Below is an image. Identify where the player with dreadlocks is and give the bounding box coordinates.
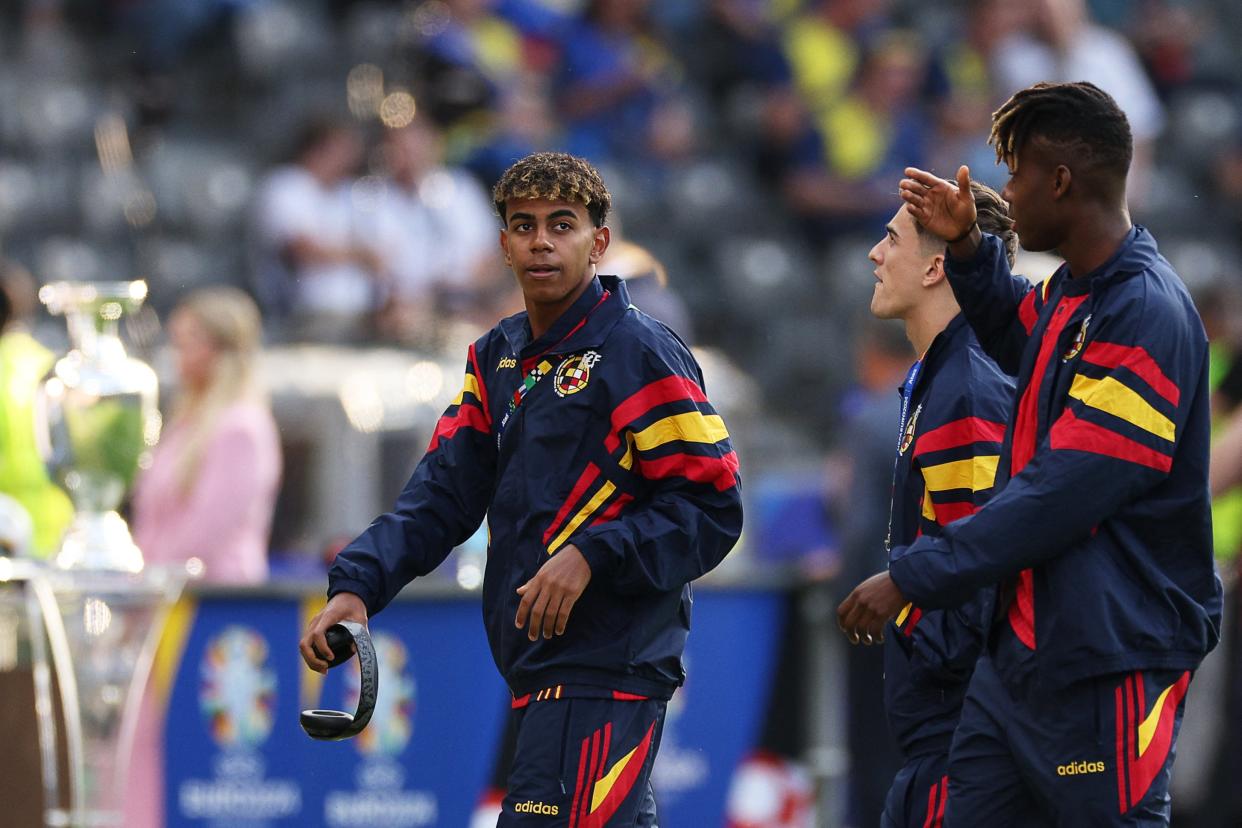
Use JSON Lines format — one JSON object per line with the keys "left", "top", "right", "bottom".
{"left": 301, "top": 152, "right": 742, "bottom": 825}
{"left": 838, "top": 81, "right": 1221, "bottom": 825}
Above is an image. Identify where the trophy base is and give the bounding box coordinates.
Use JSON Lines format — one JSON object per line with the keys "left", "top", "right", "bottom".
{"left": 45, "top": 806, "right": 123, "bottom": 827}
{"left": 54, "top": 513, "right": 143, "bottom": 573}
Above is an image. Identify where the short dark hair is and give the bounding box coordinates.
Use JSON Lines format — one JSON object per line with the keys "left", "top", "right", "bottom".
{"left": 915, "top": 181, "right": 1017, "bottom": 266}
{"left": 493, "top": 152, "right": 612, "bottom": 228}
{"left": 989, "top": 81, "right": 1132, "bottom": 185}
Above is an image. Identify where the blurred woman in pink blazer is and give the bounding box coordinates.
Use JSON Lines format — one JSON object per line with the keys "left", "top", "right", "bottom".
{"left": 132, "top": 286, "right": 281, "bottom": 581}
{"left": 127, "top": 286, "right": 282, "bottom": 827}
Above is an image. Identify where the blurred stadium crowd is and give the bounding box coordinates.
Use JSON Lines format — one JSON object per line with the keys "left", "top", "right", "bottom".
{"left": 5, "top": 0, "right": 1242, "bottom": 440}
{"left": 6, "top": 1, "right": 1242, "bottom": 825}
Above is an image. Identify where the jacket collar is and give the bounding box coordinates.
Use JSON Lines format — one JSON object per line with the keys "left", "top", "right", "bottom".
{"left": 498, "top": 274, "right": 632, "bottom": 356}
{"left": 896, "top": 312, "right": 970, "bottom": 400}
{"left": 924, "top": 312, "right": 970, "bottom": 365}
{"left": 1057, "top": 225, "right": 1158, "bottom": 297}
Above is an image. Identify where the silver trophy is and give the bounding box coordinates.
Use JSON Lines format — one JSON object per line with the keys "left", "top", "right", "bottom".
{"left": 38, "top": 280, "right": 158, "bottom": 573}
{"left": 27, "top": 280, "right": 183, "bottom": 826}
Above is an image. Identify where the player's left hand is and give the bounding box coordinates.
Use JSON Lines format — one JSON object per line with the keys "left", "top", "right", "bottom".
{"left": 836, "top": 571, "right": 908, "bottom": 645}
{"left": 515, "top": 544, "right": 593, "bottom": 641}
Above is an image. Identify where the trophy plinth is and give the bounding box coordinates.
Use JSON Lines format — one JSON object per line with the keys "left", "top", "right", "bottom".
{"left": 27, "top": 279, "right": 184, "bottom": 827}
{"left": 38, "top": 280, "right": 158, "bottom": 573}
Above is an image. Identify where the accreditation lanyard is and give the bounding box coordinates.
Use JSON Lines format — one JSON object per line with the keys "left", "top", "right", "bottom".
{"left": 496, "top": 357, "right": 559, "bottom": 444}
{"left": 494, "top": 289, "right": 611, "bottom": 446}
{"left": 885, "top": 357, "right": 924, "bottom": 552}
{"left": 895, "top": 358, "right": 923, "bottom": 454}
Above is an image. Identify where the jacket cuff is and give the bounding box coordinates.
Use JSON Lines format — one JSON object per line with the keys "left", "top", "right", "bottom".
{"left": 945, "top": 232, "right": 999, "bottom": 272}
{"left": 568, "top": 530, "right": 618, "bottom": 578}
{"left": 327, "top": 579, "right": 377, "bottom": 614}
{"left": 888, "top": 543, "right": 930, "bottom": 608}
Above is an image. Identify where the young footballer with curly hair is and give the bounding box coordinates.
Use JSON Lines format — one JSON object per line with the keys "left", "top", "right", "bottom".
{"left": 301, "top": 152, "right": 742, "bottom": 826}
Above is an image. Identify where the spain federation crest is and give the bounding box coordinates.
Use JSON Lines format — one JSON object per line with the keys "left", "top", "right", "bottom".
{"left": 1063, "top": 314, "right": 1092, "bottom": 361}
{"left": 554, "top": 351, "right": 601, "bottom": 397}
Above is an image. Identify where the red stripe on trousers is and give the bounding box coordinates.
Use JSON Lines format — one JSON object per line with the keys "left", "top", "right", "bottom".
{"left": 1128, "top": 671, "right": 1189, "bottom": 810}
{"left": 570, "top": 732, "right": 591, "bottom": 828}
{"left": 1115, "top": 684, "right": 1128, "bottom": 814}
{"left": 922, "top": 778, "right": 939, "bottom": 828}
{"left": 583, "top": 722, "right": 656, "bottom": 828}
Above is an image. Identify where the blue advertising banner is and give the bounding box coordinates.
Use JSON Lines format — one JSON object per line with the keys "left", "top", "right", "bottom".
{"left": 164, "top": 597, "right": 309, "bottom": 826}
{"left": 300, "top": 599, "right": 508, "bottom": 827}
{"left": 160, "top": 587, "right": 784, "bottom": 825}
{"left": 651, "top": 588, "right": 786, "bottom": 824}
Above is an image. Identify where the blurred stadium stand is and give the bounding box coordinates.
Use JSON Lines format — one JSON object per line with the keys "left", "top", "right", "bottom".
{"left": 5, "top": 0, "right": 1242, "bottom": 824}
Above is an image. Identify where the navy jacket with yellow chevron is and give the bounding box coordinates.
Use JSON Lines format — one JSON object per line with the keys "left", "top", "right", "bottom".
{"left": 328, "top": 275, "right": 743, "bottom": 700}
{"left": 884, "top": 314, "right": 1015, "bottom": 758}
{"left": 889, "top": 227, "right": 1222, "bottom": 688}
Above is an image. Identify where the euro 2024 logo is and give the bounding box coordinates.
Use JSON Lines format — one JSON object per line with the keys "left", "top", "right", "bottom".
{"left": 200, "top": 626, "right": 276, "bottom": 748}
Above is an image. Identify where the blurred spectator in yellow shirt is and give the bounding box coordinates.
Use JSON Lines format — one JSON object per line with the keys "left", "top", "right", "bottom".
{"left": 0, "top": 260, "right": 72, "bottom": 558}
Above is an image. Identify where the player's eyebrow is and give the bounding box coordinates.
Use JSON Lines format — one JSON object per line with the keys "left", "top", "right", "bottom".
{"left": 507, "top": 209, "right": 579, "bottom": 224}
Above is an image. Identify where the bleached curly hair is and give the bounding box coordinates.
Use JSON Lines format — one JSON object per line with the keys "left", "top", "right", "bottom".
{"left": 493, "top": 152, "right": 612, "bottom": 228}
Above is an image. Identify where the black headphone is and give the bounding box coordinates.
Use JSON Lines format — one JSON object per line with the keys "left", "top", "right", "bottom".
{"left": 300, "top": 621, "right": 379, "bottom": 741}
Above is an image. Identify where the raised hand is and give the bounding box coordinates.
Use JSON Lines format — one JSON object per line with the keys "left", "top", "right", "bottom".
{"left": 899, "top": 165, "right": 977, "bottom": 243}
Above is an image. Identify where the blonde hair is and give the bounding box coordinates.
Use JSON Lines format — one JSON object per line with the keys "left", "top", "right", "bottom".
{"left": 493, "top": 152, "right": 612, "bottom": 227}
{"left": 169, "top": 286, "right": 265, "bottom": 494}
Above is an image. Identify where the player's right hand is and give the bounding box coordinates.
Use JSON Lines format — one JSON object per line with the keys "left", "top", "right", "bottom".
{"left": 899, "top": 165, "right": 977, "bottom": 242}
{"left": 300, "top": 592, "right": 368, "bottom": 674}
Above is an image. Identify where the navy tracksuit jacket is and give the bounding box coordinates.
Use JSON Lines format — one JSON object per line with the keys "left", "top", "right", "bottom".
{"left": 328, "top": 275, "right": 743, "bottom": 701}
{"left": 884, "top": 314, "right": 1015, "bottom": 760}
{"left": 889, "top": 227, "right": 1221, "bottom": 688}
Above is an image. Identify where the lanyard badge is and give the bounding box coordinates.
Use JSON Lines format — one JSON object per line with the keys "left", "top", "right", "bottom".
{"left": 496, "top": 357, "right": 558, "bottom": 446}
{"left": 885, "top": 358, "right": 923, "bottom": 552}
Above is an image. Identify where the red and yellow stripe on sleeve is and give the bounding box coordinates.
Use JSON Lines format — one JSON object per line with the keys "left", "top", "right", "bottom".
{"left": 608, "top": 376, "right": 739, "bottom": 492}
{"left": 913, "top": 418, "right": 1005, "bottom": 527}
{"left": 1049, "top": 342, "right": 1179, "bottom": 473}
{"left": 427, "top": 343, "right": 491, "bottom": 452}
{"left": 542, "top": 462, "right": 634, "bottom": 555}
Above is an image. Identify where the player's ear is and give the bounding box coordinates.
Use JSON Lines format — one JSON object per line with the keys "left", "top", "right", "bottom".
{"left": 499, "top": 228, "right": 511, "bottom": 266}
{"left": 923, "top": 253, "right": 946, "bottom": 287}
{"left": 589, "top": 226, "right": 610, "bottom": 264}
{"left": 1052, "top": 164, "right": 1072, "bottom": 200}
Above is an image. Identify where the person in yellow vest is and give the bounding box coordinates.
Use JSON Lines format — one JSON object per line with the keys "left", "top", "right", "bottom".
{"left": 0, "top": 260, "right": 72, "bottom": 558}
